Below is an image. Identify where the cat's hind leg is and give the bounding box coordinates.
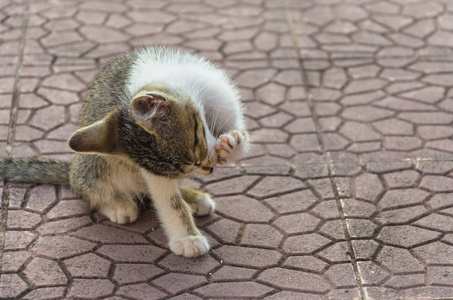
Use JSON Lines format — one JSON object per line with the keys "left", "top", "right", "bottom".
{"left": 215, "top": 129, "right": 250, "bottom": 164}
{"left": 81, "top": 186, "right": 139, "bottom": 224}
{"left": 70, "top": 155, "right": 142, "bottom": 224}
{"left": 181, "top": 188, "right": 215, "bottom": 217}
{"left": 98, "top": 195, "right": 139, "bottom": 224}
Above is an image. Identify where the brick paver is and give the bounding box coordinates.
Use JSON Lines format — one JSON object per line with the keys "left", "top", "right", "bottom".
{"left": 2, "top": 0, "right": 453, "bottom": 299}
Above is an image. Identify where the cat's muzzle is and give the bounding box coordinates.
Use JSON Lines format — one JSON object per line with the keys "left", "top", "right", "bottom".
{"left": 198, "top": 167, "right": 214, "bottom": 175}
{"left": 196, "top": 166, "right": 213, "bottom": 175}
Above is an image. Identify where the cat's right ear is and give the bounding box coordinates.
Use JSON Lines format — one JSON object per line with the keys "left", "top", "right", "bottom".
{"left": 130, "top": 94, "right": 168, "bottom": 124}
{"left": 69, "top": 109, "right": 121, "bottom": 155}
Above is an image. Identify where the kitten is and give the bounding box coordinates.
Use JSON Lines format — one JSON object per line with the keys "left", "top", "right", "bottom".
{"left": 0, "top": 46, "right": 250, "bottom": 257}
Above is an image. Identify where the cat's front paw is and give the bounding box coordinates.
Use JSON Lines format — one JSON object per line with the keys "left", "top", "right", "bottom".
{"left": 169, "top": 235, "right": 209, "bottom": 257}
{"left": 99, "top": 201, "right": 139, "bottom": 224}
{"left": 215, "top": 129, "right": 249, "bottom": 164}
{"left": 192, "top": 192, "right": 215, "bottom": 217}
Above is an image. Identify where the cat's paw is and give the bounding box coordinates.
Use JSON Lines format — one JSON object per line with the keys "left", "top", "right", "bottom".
{"left": 191, "top": 192, "right": 215, "bottom": 217}
{"left": 215, "top": 129, "right": 249, "bottom": 164}
{"left": 169, "top": 235, "right": 209, "bottom": 257}
{"left": 99, "top": 201, "right": 139, "bottom": 224}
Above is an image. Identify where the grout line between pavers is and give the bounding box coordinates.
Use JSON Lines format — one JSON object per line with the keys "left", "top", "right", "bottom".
{"left": 283, "top": 1, "right": 367, "bottom": 298}
{"left": 6, "top": 0, "right": 29, "bottom": 157}
{"left": 0, "top": 0, "right": 30, "bottom": 275}
{"left": 282, "top": 8, "right": 326, "bottom": 155}
{"left": 328, "top": 172, "right": 367, "bottom": 299}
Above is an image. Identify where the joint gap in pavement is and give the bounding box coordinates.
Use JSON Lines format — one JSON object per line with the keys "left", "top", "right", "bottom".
{"left": 283, "top": 0, "right": 329, "bottom": 160}
{"left": 6, "top": 0, "right": 30, "bottom": 157}
{"left": 0, "top": 182, "right": 12, "bottom": 274}
{"left": 328, "top": 172, "right": 367, "bottom": 299}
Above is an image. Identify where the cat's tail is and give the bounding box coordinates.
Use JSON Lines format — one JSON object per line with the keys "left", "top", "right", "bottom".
{"left": 0, "top": 157, "right": 71, "bottom": 185}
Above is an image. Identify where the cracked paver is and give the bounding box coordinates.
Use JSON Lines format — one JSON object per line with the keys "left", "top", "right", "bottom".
{"left": 2, "top": 0, "right": 453, "bottom": 299}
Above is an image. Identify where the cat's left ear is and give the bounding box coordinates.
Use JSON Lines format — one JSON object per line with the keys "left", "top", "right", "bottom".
{"left": 130, "top": 93, "right": 168, "bottom": 124}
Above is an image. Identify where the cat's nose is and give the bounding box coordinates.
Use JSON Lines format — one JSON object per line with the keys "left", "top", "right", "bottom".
{"left": 202, "top": 153, "right": 217, "bottom": 169}
{"left": 194, "top": 166, "right": 214, "bottom": 175}
{"left": 201, "top": 166, "right": 213, "bottom": 175}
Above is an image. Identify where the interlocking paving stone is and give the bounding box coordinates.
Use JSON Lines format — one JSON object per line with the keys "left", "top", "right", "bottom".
{"left": 0, "top": 274, "right": 28, "bottom": 299}
{"left": 158, "top": 254, "right": 219, "bottom": 276}
{"left": 113, "top": 264, "right": 164, "bottom": 285}
{"left": 73, "top": 223, "right": 149, "bottom": 244}
{"left": 213, "top": 245, "right": 281, "bottom": 269}
{"left": 116, "top": 283, "right": 167, "bottom": 300}
{"left": 215, "top": 195, "right": 274, "bottom": 223}
{"left": 170, "top": 294, "right": 202, "bottom": 300}
{"left": 325, "top": 263, "right": 357, "bottom": 288}
{"left": 247, "top": 176, "right": 304, "bottom": 198}
{"left": 1, "top": 251, "right": 31, "bottom": 272}
{"left": 6, "top": 210, "right": 42, "bottom": 230}
{"left": 153, "top": 273, "right": 207, "bottom": 295}
{"left": 357, "top": 261, "right": 390, "bottom": 286}
{"left": 64, "top": 253, "right": 111, "bottom": 278}
{"left": 413, "top": 242, "right": 453, "bottom": 265}
{"left": 273, "top": 213, "right": 321, "bottom": 234}
{"left": 3, "top": 0, "right": 453, "bottom": 299}
{"left": 195, "top": 282, "right": 274, "bottom": 298}
{"left": 23, "top": 257, "right": 67, "bottom": 286}
{"left": 378, "top": 188, "right": 429, "bottom": 209}
{"left": 26, "top": 184, "right": 57, "bottom": 212}
{"left": 205, "top": 218, "right": 241, "bottom": 244}
{"left": 46, "top": 199, "right": 90, "bottom": 219}
{"left": 37, "top": 216, "right": 92, "bottom": 235}
{"left": 240, "top": 224, "right": 283, "bottom": 249}
{"left": 282, "top": 233, "right": 330, "bottom": 255}
{"left": 376, "top": 225, "right": 440, "bottom": 248}
{"left": 68, "top": 279, "right": 115, "bottom": 299}
{"left": 96, "top": 244, "right": 167, "bottom": 263}
{"left": 210, "top": 265, "right": 257, "bottom": 282}
{"left": 22, "top": 287, "right": 66, "bottom": 300}
{"left": 259, "top": 267, "right": 330, "bottom": 293}
{"left": 3, "top": 230, "right": 36, "bottom": 250}
{"left": 32, "top": 235, "right": 97, "bottom": 259}
{"left": 204, "top": 175, "right": 259, "bottom": 196}
{"left": 264, "top": 189, "right": 318, "bottom": 213}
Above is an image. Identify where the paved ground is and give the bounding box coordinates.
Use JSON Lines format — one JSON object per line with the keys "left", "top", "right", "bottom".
{"left": 1, "top": 0, "right": 453, "bottom": 299}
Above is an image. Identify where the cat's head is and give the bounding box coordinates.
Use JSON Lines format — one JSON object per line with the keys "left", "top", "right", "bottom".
{"left": 69, "top": 83, "right": 216, "bottom": 178}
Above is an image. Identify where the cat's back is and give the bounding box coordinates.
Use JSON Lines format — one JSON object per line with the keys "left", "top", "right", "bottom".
{"left": 79, "top": 46, "right": 240, "bottom": 127}
{"left": 79, "top": 51, "right": 137, "bottom": 127}
{"left": 127, "top": 47, "right": 240, "bottom": 111}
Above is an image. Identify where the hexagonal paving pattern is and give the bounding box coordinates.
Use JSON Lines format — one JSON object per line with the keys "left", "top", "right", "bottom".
{"left": 2, "top": 0, "right": 453, "bottom": 299}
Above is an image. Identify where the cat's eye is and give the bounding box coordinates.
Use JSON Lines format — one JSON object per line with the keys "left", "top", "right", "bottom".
{"left": 194, "top": 162, "right": 202, "bottom": 167}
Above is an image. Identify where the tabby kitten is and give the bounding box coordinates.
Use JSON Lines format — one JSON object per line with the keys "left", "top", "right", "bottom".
{"left": 1, "top": 47, "right": 250, "bottom": 257}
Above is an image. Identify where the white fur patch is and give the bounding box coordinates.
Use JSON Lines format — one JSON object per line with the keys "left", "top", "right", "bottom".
{"left": 100, "top": 201, "right": 138, "bottom": 224}
{"left": 126, "top": 47, "right": 246, "bottom": 148}
{"left": 169, "top": 235, "right": 209, "bottom": 258}
{"left": 191, "top": 193, "right": 215, "bottom": 216}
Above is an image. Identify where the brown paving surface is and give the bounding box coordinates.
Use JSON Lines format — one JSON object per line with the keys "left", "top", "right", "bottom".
{"left": 1, "top": 0, "right": 453, "bottom": 299}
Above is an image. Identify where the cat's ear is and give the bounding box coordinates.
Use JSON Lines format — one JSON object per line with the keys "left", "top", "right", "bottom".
{"left": 69, "top": 109, "right": 121, "bottom": 155}
{"left": 130, "top": 94, "right": 168, "bottom": 123}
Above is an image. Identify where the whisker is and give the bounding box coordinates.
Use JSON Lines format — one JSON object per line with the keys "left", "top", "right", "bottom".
{"left": 212, "top": 111, "right": 223, "bottom": 137}
{"left": 133, "top": 186, "right": 149, "bottom": 203}
{"left": 209, "top": 108, "right": 219, "bottom": 136}
{"left": 215, "top": 113, "right": 230, "bottom": 137}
